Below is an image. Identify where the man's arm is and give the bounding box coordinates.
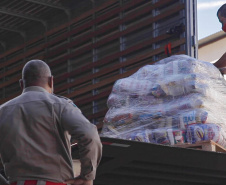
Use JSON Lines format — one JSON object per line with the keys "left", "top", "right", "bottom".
{"left": 214, "top": 52, "right": 226, "bottom": 68}
{"left": 61, "top": 103, "right": 102, "bottom": 182}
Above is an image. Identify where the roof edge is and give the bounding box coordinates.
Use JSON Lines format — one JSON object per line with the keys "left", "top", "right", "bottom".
{"left": 198, "top": 31, "right": 226, "bottom": 48}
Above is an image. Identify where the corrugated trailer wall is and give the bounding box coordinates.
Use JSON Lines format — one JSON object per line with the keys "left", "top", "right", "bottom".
{"left": 0, "top": 0, "right": 189, "bottom": 130}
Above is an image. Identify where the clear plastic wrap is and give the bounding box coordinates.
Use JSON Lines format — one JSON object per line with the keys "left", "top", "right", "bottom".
{"left": 101, "top": 55, "right": 226, "bottom": 147}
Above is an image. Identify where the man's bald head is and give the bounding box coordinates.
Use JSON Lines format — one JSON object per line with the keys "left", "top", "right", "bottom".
{"left": 21, "top": 60, "right": 53, "bottom": 91}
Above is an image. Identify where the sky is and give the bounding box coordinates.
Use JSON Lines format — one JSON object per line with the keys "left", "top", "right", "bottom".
{"left": 197, "top": 0, "right": 226, "bottom": 40}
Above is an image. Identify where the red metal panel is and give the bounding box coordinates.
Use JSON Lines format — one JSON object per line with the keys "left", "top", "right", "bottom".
{"left": 0, "top": 1, "right": 184, "bottom": 84}
{"left": 0, "top": 0, "right": 182, "bottom": 77}
{"left": 0, "top": 0, "right": 118, "bottom": 59}
{"left": 45, "top": 0, "right": 146, "bottom": 49}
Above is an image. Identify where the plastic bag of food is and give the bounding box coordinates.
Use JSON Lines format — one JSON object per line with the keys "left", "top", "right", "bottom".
{"left": 101, "top": 55, "right": 226, "bottom": 147}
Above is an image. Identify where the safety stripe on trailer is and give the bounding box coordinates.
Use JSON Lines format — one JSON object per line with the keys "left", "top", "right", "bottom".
{"left": 102, "top": 141, "right": 130, "bottom": 147}
{"left": 72, "top": 142, "right": 130, "bottom": 147}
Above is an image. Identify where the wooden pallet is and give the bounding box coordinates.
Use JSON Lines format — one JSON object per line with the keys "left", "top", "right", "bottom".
{"left": 174, "top": 140, "right": 226, "bottom": 153}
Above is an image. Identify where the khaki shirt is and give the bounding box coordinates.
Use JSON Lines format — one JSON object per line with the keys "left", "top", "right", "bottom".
{"left": 0, "top": 86, "right": 102, "bottom": 183}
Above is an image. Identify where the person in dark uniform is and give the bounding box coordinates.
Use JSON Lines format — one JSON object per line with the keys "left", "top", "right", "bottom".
{"left": 0, "top": 60, "right": 102, "bottom": 185}
{"left": 214, "top": 4, "right": 226, "bottom": 73}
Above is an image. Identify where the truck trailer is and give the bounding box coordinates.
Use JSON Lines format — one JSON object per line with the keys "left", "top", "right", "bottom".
{"left": 2, "top": 0, "right": 225, "bottom": 185}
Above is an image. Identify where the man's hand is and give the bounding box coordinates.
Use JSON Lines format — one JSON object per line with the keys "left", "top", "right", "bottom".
{"left": 219, "top": 67, "right": 226, "bottom": 75}
{"left": 64, "top": 178, "right": 93, "bottom": 185}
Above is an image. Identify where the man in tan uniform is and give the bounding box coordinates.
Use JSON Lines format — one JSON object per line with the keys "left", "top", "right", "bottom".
{"left": 0, "top": 60, "right": 102, "bottom": 185}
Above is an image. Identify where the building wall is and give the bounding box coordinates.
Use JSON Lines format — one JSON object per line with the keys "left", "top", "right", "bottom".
{"left": 198, "top": 31, "right": 226, "bottom": 63}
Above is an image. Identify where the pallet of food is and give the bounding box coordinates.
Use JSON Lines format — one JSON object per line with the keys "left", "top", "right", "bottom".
{"left": 101, "top": 55, "right": 226, "bottom": 149}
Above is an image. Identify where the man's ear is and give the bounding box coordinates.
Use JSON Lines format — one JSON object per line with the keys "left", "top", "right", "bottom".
{"left": 48, "top": 76, "right": 54, "bottom": 93}
{"left": 19, "top": 79, "right": 24, "bottom": 90}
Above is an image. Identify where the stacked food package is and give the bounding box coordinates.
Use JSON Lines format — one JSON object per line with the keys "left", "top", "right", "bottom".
{"left": 101, "top": 55, "right": 226, "bottom": 147}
